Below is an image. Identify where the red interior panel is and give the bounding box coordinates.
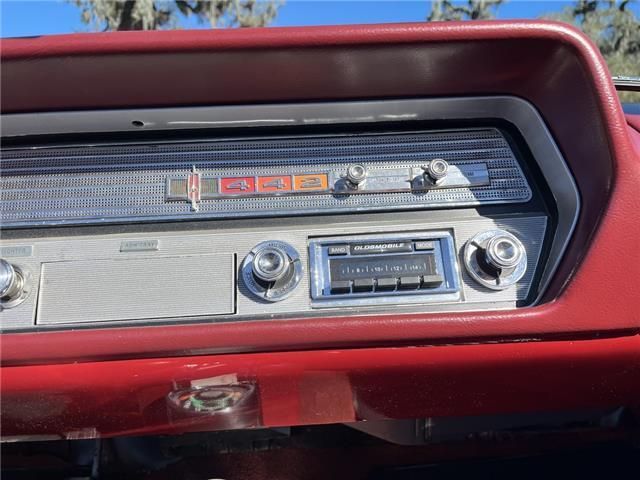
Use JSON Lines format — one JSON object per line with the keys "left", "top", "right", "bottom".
{"left": 2, "top": 336, "right": 639, "bottom": 439}
{"left": 1, "top": 21, "right": 639, "bottom": 365}
{"left": 1, "top": 21, "right": 639, "bottom": 439}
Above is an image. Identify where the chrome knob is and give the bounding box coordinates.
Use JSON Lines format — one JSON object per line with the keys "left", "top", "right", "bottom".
{"left": 485, "top": 235, "right": 524, "bottom": 270}
{"left": 0, "top": 259, "right": 24, "bottom": 301}
{"left": 242, "top": 241, "right": 303, "bottom": 302}
{"left": 345, "top": 164, "right": 367, "bottom": 188}
{"left": 423, "top": 159, "right": 449, "bottom": 184}
{"left": 463, "top": 230, "right": 527, "bottom": 290}
{"left": 252, "top": 247, "right": 288, "bottom": 282}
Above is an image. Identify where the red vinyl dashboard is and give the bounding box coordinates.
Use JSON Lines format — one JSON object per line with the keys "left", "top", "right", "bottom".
{"left": 1, "top": 21, "right": 639, "bottom": 440}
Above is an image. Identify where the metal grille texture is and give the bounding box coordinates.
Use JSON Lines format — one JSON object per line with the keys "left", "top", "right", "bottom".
{"left": 1, "top": 128, "right": 532, "bottom": 227}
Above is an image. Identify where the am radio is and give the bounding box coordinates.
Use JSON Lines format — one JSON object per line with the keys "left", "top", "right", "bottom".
{"left": 308, "top": 232, "right": 461, "bottom": 308}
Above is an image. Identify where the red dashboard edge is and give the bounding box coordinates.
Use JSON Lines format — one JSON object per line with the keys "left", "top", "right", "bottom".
{"left": 1, "top": 21, "right": 640, "bottom": 438}
{"left": 2, "top": 336, "right": 640, "bottom": 439}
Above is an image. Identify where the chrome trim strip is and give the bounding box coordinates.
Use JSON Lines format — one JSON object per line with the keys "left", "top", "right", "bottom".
{"left": 0, "top": 128, "right": 532, "bottom": 227}
{"left": 0, "top": 97, "right": 580, "bottom": 303}
{"left": 612, "top": 75, "right": 640, "bottom": 91}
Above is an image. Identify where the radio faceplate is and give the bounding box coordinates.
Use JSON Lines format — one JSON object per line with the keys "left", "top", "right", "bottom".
{"left": 309, "top": 232, "right": 460, "bottom": 308}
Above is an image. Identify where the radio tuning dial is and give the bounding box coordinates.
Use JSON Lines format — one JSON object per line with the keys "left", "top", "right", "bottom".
{"left": 242, "top": 241, "right": 302, "bottom": 302}
{"left": 345, "top": 164, "right": 368, "bottom": 188}
{"left": 463, "top": 230, "right": 527, "bottom": 290}
{"left": 423, "top": 159, "right": 449, "bottom": 185}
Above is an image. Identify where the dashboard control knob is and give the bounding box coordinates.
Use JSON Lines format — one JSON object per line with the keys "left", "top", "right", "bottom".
{"left": 0, "top": 259, "right": 29, "bottom": 308}
{"left": 252, "top": 247, "right": 288, "bottom": 282}
{"left": 345, "top": 164, "right": 368, "bottom": 188}
{"left": 242, "top": 241, "right": 303, "bottom": 302}
{"left": 485, "top": 235, "right": 524, "bottom": 271}
{"left": 463, "top": 230, "right": 527, "bottom": 290}
{"left": 1, "top": 259, "right": 23, "bottom": 300}
{"left": 423, "top": 159, "right": 449, "bottom": 184}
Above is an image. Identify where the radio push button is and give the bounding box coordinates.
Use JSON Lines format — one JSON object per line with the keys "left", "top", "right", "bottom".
{"left": 327, "top": 245, "right": 349, "bottom": 256}
{"left": 375, "top": 277, "right": 397, "bottom": 291}
{"left": 352, "top": 278, "right": 374, "bottom": 293}
{"left": 420, "top": 274, "right": 444, "bottom": 288}
{"left": 414, "top": 240, "right": 436, "bottom": 251}
{"left": 330, "top": 280, "right": 351, "bottom": 295}
{"left": 399, "top": 276, "right": 421, "bottom": 290}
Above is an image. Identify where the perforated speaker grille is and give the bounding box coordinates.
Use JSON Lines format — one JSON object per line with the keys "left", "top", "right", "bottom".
{"left": 0, "top": 128, "right": 532, "bottom": 227}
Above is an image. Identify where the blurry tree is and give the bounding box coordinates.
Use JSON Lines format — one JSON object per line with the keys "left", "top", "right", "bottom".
{"left": 427, "top": 0, "right": 505, "bottom": 21}
{"left": 69, "top": 0, "right": 281, "bottom": 30}
{"left": 427, "top": 0, "right": 638, "bottom": 100}
{"left": 546, "top": 0, "right": 640, "bottom": 76}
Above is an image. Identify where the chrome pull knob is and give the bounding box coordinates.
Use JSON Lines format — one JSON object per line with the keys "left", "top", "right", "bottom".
{"left": 242, "top": 241, "right": 303, "bottom": 302}
{"left": 463, "top": 230, "right": 527, "bottom": 290}
{"left": 485, "top": 235, "right": 524, "bottom": 271}
{"left": 252, "top": 247, "right": 289, "bottom": 282}
{"left": 345, "top": 164, "right": 367, "bottom": 188}
{"left": 423, "top": 159, "right": 449, "bottom": 184}
{"left": 0, "top": 259, "right": 24, "bottom": 301}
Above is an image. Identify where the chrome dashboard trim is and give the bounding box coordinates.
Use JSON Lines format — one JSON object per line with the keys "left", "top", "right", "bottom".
{"left": 612, "top": 75, "right": 640, "bottom": 91}
{"left": 0, "top": 212, "right": 547, "bottom": 331}
{"left": 1, "top": 97, "right": 580, "bottom": 306}
{"left": 1, "top": 128, "right": 531, "bottom": 227}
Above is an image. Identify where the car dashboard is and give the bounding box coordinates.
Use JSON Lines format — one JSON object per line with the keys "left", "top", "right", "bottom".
{"left": 0, "top": 21, "right": 639, "bottom": 457}
{"left": 1, "top": 96, "right": 577, "bottom": 330}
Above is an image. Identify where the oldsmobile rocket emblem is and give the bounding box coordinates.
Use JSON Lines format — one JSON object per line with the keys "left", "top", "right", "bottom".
{"left": 165, "top": 166, "right": 217, "bottom": 212}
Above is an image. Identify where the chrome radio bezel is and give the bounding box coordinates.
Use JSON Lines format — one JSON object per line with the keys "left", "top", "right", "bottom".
{"left": 309, "top": 231, "right": 461, "bottom": 308}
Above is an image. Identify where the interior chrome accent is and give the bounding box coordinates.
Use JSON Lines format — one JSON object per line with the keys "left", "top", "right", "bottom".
{"left": 0, "top": 128, "right": 530, "bottom": 227}
{"left": 0, "top": 212, "right": 546, "bottom": 331}
{"left": 0, "top": 259, "right": 19, "bottom": 298}
{"left": 241, "top": 241, "right": 303, "bottom": 302}
{"left": 0, "top": 96, "right": 581, "bottom": 308}
{"left": 167, "top": 384, "right": 255, "bottom": 415}
{"left": 0, "top": 260, "right": 30, "bottom": 310}
{"left": 423, "top": 159, "right": 449, "bottom": 184}
{"left": 464, "top": 229, "right": 528, "bottom": 290}
{"left": 345, "top": 163, "right": 368, "bottom": 188}
{"left": 612, "top": 75, "right": 640, "bottom": 90}
{"left": 0, "top": 96, "right": 580, "bottom": 329}
{"left": 0, "top": 259, "right": 24, "bottom": 304}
